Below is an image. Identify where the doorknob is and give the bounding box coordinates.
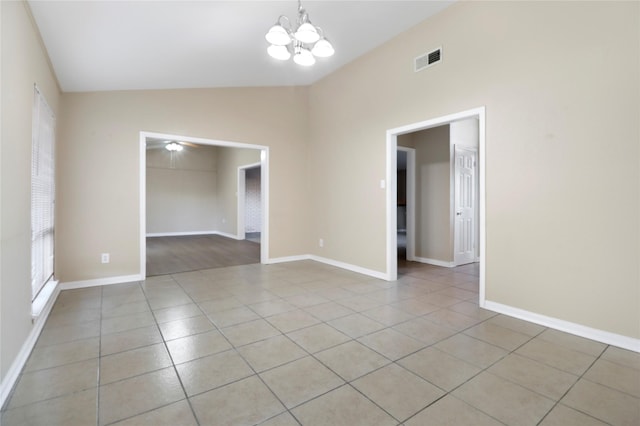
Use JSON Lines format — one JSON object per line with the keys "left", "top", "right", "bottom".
{"left": 456, "top": 212, "right": 462, "bottom": 216}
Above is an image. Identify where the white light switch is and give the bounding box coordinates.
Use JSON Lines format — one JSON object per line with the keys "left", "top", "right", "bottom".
{"left": 380, "top": 179, "right": 386, "bottom": 189}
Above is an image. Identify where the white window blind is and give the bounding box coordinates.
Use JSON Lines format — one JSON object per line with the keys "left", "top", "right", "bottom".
{"left": 31, "top": 86, "right": 56, "bottom": 300}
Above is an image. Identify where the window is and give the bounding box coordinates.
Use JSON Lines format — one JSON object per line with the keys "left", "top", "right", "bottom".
{"left": 31, "top": 86, "right": 56, "bottom": 300}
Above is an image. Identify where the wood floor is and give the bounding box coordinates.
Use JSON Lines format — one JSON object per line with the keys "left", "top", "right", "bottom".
{"left": 146, "top": 234, "right": 260, "bottom": 276}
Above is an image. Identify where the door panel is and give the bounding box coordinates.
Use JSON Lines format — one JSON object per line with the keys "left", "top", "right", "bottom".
{"left": 454, "top": 146, "right": 477, "bottom": 266}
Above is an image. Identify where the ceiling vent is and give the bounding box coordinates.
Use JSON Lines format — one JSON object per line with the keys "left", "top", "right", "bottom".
{"left": 414, "top": 47, "right": 442, "bottom": 72}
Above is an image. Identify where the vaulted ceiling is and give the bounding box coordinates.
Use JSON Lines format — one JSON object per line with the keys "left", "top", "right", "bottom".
{"left": 28, "top": 1, "right": 454, "bottom": 92}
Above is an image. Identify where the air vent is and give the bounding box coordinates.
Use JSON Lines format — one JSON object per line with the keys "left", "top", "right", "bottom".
{"left": 414, "top": 47, "right": 442, "bottom": 72}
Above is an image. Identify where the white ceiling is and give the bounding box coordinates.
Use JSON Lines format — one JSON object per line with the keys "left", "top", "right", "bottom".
{"left": 28, "top": 1, "right": 454, "bottom": 92}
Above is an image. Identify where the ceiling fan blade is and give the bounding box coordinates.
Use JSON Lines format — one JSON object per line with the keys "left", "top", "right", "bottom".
{"left": 180, "top": 141, "right": 200, "bottom": 148}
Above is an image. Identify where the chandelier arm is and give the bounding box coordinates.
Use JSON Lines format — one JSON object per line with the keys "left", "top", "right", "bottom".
{"left": 277, "top": 15, "right": 293, "bottom": 32}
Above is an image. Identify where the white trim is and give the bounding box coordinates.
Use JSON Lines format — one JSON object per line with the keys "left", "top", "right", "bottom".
{"left": 146, "top": 231, "right": 219, "bottom": 237}
{"left": 237, "top": 167, "right": 246, "bottom": 241}
{"left": 215, "top": 231, "right": 242, "bottom": 241}
{"left": 140, "top": 131, "right": 270, "bottom": 275}
{"left": 310, "top": 255, "right": 388, "bottom": 280}
{"left": 386, "top": 134, "right": 398, "bottom": 281}
{"left": 484, "top": 301, "right": 640, "bottom": 353}
{"left": 386, "top": 107, "right": 486, "bottom": 296}
{"left": 412, "top": 256, "right": 456, "bottom": 268}
{"left": 1, "top": 284, "right": 60, "bottom": 409}
{"left": 260, "top": 150, "right": 269, "bottom": 263}
{"left": 60, "top": 274, "right": 143, "bottom": 290}
{"left": 139, "top": 133, "right": 147, "bottom": 278}
{"left": 265, "top": 254, "right": 312, "bottom": 264}
{"left": 266, "top": 254, "right": 387, "bottom": 281}
{"left": 477, "top": 110, "right": 486, "bottom": 305}
{"left": 31, "top": 278, "right": 59, "bottom": 318}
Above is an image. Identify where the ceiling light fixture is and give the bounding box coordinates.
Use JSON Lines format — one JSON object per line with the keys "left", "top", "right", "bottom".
{"left": 165, "top": 142, "right": 183, "bottom": 152}
{"left": 265, "top": 0, "right": 334, "bottom": 66}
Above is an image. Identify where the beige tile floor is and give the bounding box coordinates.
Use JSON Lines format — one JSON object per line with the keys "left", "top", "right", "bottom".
{"left": 1, "top": 260, "right": 639, "bottom": 425}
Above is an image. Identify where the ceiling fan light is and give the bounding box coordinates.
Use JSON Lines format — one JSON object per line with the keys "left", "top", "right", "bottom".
{"left": 166, "top": 142, "right": 183, "bottom": 152}
{"left": 265, "top": 24, "right": 291, "bottom": 46}
{"left": 267, "top": 44, "right": 291, "bottom": 61}
{"left": 294, "top": 22, "right": 320, "bottom": 44}
{"left": 294, "top": 47, "right": 315, "bottom": 66}
{"left": 311, "top": 38, "right": 334, "bottom": 58}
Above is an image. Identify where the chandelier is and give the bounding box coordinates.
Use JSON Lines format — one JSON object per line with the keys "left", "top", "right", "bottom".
{"left": 265, "top": 0, "right": 335, "bottom": 66}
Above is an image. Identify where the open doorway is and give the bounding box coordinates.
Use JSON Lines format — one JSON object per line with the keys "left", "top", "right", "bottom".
{"left": 139, "top": 132, "right": 269, "bottom": 277}
{"left": 237, "top": 163, "right": 262, "bottom": 244}
{"left": 396, "top": 147, "right": 415, "bottom": 267}
{"left": 386, "top": 107, "right": 486, "bottom": 303}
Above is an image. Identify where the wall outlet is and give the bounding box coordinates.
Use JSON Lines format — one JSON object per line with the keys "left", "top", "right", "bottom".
{"left": 101, "top": 253, "right": 110, "bottom": 264}
{"left": 319, "top": 238, "right": 324, "bottom": 248}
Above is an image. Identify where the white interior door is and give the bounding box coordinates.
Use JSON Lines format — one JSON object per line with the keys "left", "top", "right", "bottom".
{"left": 454, "top": 146, "right": 477, "bottom": 266}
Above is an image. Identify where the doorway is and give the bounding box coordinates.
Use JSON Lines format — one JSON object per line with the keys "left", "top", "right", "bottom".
{"left": 139, "top": 131, "right": 270, "bottom": 278}
{"left": 396, "top": 147, "right": 415, "bottom": 264}
{"left": 237, "top": 163, "right": 262, "bottom": 243}
{"left": 386, "top": 107, "right": 486, "bottom": 304}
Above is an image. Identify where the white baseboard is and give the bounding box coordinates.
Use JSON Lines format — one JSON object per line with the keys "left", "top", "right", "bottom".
{"left": 266, "top": 254, "right": 388, "bottom": 281}
{"left": 483, "top": 300, "right": 640, "bottom": 353}
{"left": 266, "top": 254, "right": 312, "bottom": 264}
{"left": 60, "top": 274, "right": 144, "bottom": 290}
{"left": 310, "top": 255, "right": 388, "bottom": 280}
{"left": 1, "top": 282, "right": 61, "bottom": 410}
{"left": 146, "top": 230, "right": 219, "bottom": 237}
{"left": 412, "top": 256, "right": 455, "bottom": 268}
{"left": 215, "top": 231, "right": 242, "bottom": 240}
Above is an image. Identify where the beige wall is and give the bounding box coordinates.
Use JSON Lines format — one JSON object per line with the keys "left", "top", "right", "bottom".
{"left": 146, "top": 145, "right": 261, "bottom": 237}
{"left": 2, "top": 0, "right": 638, "bottom": 393}
{"left": 215, "top": 147, "right": 261, "bottom": 236}
{"left": 1, "top": 1, "right": 61, "bottom": 378}
{"left": 56, "top": 87, "right": 310, "bottom": 282}
{"left": 309, "top": 1, "right": 639, "bottom": 338}
{"left": 146, "top": 145, "right": 218, "bottom": 234}
{"left": 413, "top": 125, "right": 452, "bottom": 262}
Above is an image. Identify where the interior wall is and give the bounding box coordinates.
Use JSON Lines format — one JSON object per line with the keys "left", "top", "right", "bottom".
{"left": 413, "top": 125, "right": 452, "bottom": 263}
{"left": 215, "top": 147, "right": 261, "bottom": 237}
{"left": 0, "top": 1, "right": 61, "bottom": 379}
{"left": 146, "top": 145, "right": 218, "bottom": 235}
{"left": 309, "top": 1, "right": 639, "bottom": 339}
{"left": 56, "top": 87, "right": 309, "bottom": 282}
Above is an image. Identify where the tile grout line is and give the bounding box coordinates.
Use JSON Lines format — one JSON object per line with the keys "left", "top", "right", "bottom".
{"left": 138, "top": 276, "right": 202, "bottom": 426}
{"left": 170, "top": 271, "right": 301, "bottom": 425}
{"left": 534, "top": 343, "right": 614, "bottom": 426}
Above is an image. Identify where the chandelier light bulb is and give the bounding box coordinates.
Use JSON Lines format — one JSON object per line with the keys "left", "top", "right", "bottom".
{"left": 294, "top": 47, "right": 315, "bottom": 66}
{"left": 267, "top": 44, "right": 291, "bottom": 61}
{"left": 265, "top": 23, "right": 291, "bottom": 46}
{"left": 294, "top": 22, "right": 320, "bottom": 44}
{"left": 311, "top": 38, "right": 334, "bottom": 58}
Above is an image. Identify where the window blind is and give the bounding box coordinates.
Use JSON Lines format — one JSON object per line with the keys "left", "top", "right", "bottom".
{"left": 31, "top": 86, "right": 56, "bottom": 300}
